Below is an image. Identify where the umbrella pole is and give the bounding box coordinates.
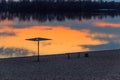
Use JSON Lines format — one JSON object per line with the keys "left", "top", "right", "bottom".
{"left": 37, "top": 41, "right": 40, "bottom": 62}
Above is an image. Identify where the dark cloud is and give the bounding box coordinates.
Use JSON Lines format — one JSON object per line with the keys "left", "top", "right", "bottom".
{"left": 0, "top": 47, "right": 35, "bottom": 57}
{"left": 0, "top": 32, "right": 16, "bottom": 36}
{"left": 69, "top": 21, "right": 120, "bottom": 36}
{"left": 81, "top": 42, "right": 120, "bottom": 51}
{"left": 11, "top": 24, "right": 35, "bottom": 29}
{"left": 87, "top": 33, "right": 117, "bottom": 42}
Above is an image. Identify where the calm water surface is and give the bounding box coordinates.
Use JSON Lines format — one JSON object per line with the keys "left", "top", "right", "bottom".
{"left": 0, "top": 13, "right": 120, "bottom": 58}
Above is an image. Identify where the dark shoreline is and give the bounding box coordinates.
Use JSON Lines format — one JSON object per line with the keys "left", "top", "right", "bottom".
{"left": 1, "top": 49, "right": 120, "bottom": 60}
{"left": 0, "top": 49, "right": 120, "bottom": 80}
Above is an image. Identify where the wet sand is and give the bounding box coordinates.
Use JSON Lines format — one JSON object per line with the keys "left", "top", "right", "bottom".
{"left": 0, "top": 49, "right": 120, "bottom": 80}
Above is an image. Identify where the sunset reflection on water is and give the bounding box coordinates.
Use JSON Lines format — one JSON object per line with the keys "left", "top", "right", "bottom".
{"left": 0, "top": 25, "right": 106, "bottom": 57}
{"left": 0, "top": 14, "right": 120, "bottom": 58}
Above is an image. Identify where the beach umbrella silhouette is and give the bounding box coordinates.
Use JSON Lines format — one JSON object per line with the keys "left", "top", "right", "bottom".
{"left": 26, "top": 37, "right": 51, "bottom": 62}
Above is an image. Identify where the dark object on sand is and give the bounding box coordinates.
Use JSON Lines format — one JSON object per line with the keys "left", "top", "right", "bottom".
{"left": 84, "top": 53, "right": 89, "bottom": 57}
{"left": 67, "top": 53, "right": 70, "bottom": 59}
{"left": 26, "top": 37, "right": 51, "bottom": 62}
{"left": 77, "top": 53, "right": 80, "bottom": 58}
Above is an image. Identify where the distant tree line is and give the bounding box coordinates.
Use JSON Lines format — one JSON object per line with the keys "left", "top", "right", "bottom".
{"left": 0, "top": 0, "right": 119, "bottom": 12}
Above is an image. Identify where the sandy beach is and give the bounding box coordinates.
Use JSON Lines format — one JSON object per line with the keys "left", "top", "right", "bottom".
{"left": 0, "top": 49, "right": 120, "bottom": 80}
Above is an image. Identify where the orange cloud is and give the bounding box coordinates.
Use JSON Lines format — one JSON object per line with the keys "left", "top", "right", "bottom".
{"left": 94, "top": 21, "right": 120, "bottom": 28}
{"left": 0, "top": 26, "right": 107, "bottom": 55}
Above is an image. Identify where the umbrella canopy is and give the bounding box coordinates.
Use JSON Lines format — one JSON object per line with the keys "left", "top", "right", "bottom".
{"left": 26, "top": 37, "right": 51, "bottom": 62}
{"left": 26, "top": 37, "right": 51, "bottom": 41}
